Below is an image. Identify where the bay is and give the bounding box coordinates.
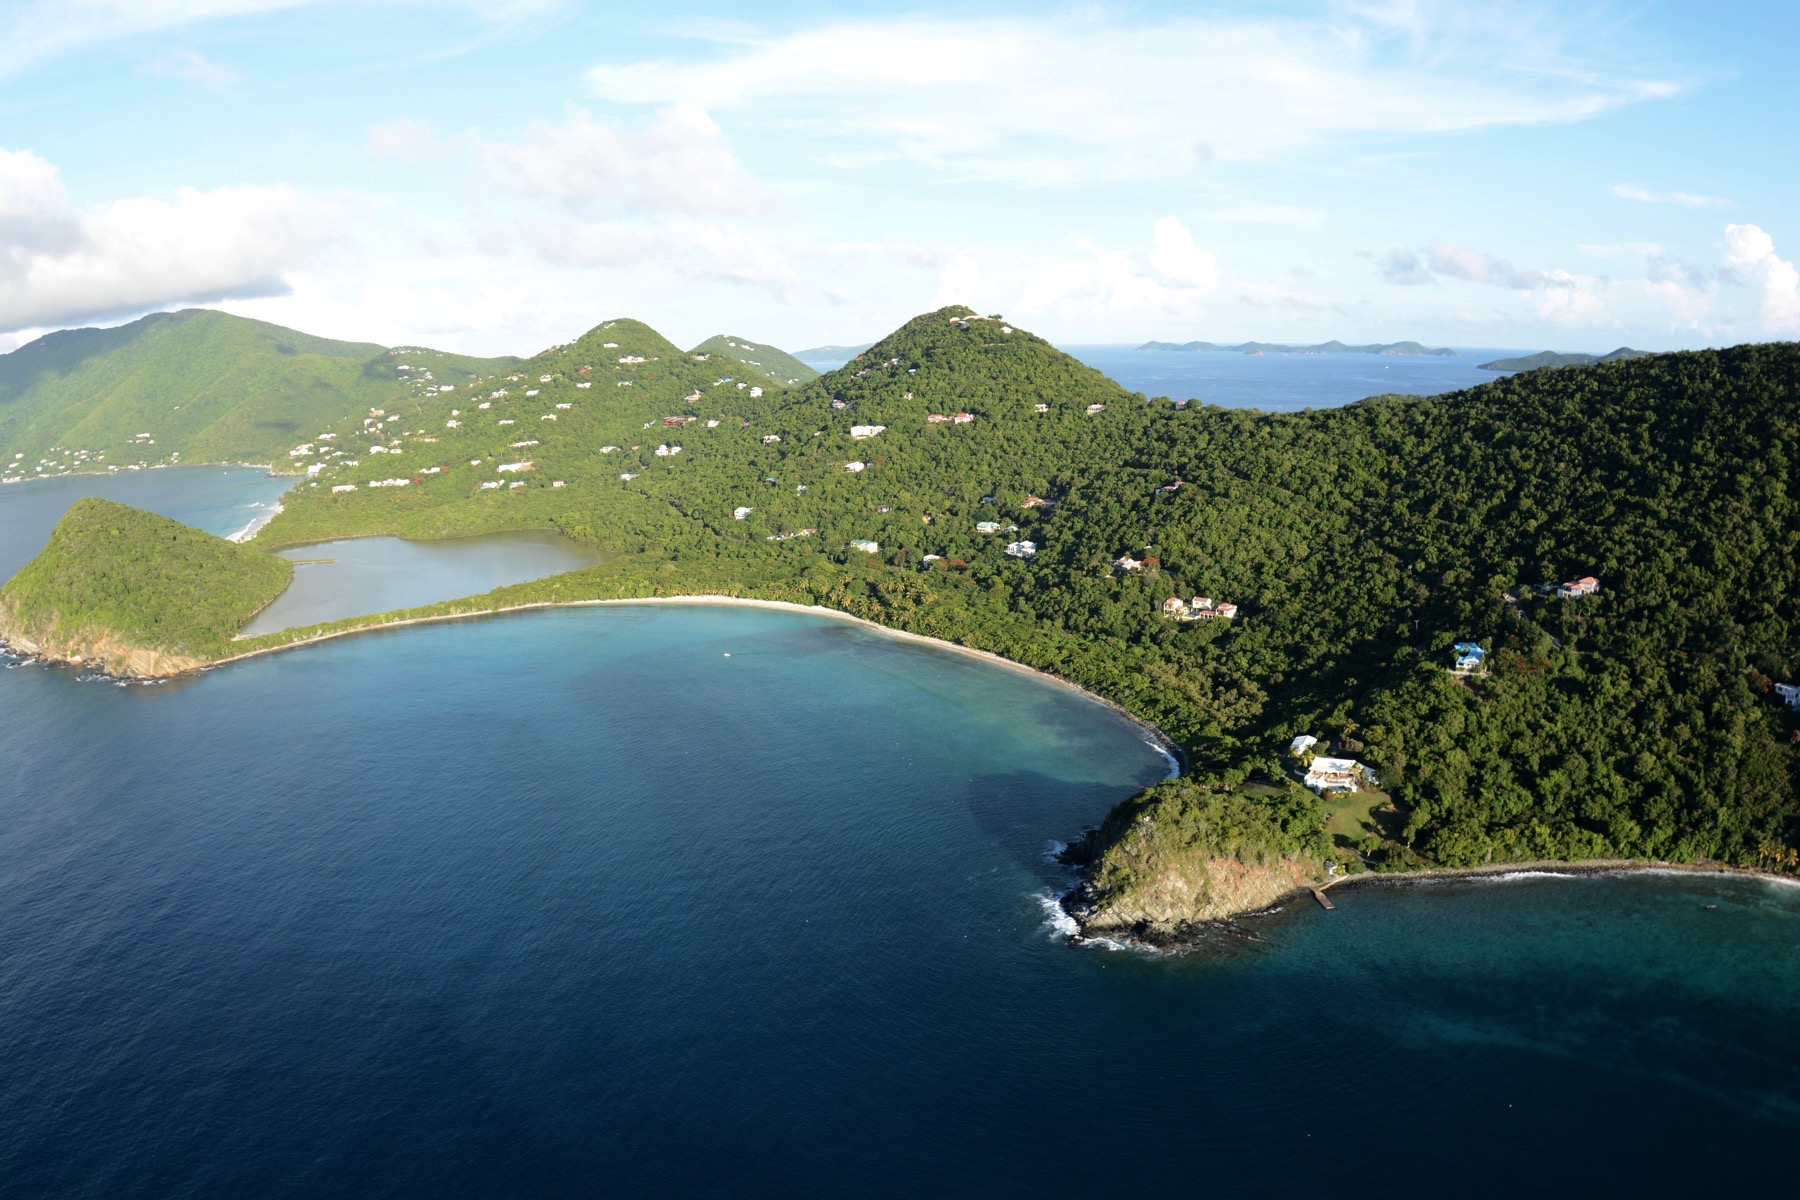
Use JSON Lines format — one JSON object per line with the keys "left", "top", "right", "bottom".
{"left": 1, "top": 602, "right": 1796, "bottom": 1198}
{"left": 0, "top": 466, "right": 290, "bottom": 583}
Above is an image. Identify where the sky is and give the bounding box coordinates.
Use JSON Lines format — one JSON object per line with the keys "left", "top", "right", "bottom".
{"left": 0, "top": 0, "right": 1796, "bottom": 356}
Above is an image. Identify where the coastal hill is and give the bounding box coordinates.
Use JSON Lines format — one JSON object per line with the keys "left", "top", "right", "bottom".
{"left": 689, "top": 335, "right": 819, "bottom": 388}
{"left": 7, "top": 305, "right": 1797, "bottom": 936}
{"left": 1138, "top": 338, "right": 1457, "bottom": 356}
{"left": 1479, "top": 347, "right": 1654, "bottom": 371}
{"left": 0, "top": 497, "right": 290, "bottom": 676}
{"left": 0, "top": 308, "right": 517, "bottom": 480}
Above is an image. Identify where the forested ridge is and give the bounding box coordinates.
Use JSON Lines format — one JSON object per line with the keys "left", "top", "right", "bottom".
{"left": 45, "top": 305, "right": 1800, "bottom": 872}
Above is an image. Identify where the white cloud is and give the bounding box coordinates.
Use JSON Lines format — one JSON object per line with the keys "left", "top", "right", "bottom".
{"left": 1, "top": 0, "right": 558, "bottom": 75}
{"left": 587, "top": 9, "right": 1682, "bottom": 184}
{"left": 1377, "top": 240, "right": 1545, "bottom": 289}
{"left": 1724, "top": 223, "right": 1800, "bottom": 333}
{"left": 139, "top": 47, "right": 236, "bottom": 87}
{"left": 372, "top": 105, "right": 766, "bottom": 217}
{"left": 1613, "top": 183, "right": 1732, "bottom": 208}
{"left": 0, "top": 146, "right": 328, "bottom": 332}
{"left": 928, "top": 220, "right": 1223, "bottom": 334}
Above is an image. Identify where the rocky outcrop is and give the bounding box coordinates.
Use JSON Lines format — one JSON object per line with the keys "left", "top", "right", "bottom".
{"left": 0, "top": 608, "right": 208, "bottom": 678}
{"left": 1064, "top": 854, "right": 1322, "bottom": 943}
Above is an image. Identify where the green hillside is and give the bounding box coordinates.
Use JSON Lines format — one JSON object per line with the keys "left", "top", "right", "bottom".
{"left": 0, "top": 497, "right": 290, "bottom": 665}
{"left": 28, "top": 304, "right": 1795, "bottom": 886}
{"left": 0, "top": 308, "right": 517, "bottom": 478}
{"left": 690, "top": 334, "right": 819, "bottom": 387}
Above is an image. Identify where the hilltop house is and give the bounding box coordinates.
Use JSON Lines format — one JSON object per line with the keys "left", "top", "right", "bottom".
{"left": 1775, "top": 683, "right": 1800, "bottom": 709}
{"left": 1453, "top": 641, "right": 1487, "bottom": 671}
{"left": 1558, "top": 576, "right": 1601, "bottom": 599}
{"left": 1004, "top": 540, "right": 1037, "bottom": 558}
{"left": 1305, "top": 756, "right": 1368, "bottom": 794}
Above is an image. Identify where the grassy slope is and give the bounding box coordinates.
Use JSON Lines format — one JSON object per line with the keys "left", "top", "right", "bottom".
{"left": 0, "top": 497, "right": 291, "bottom": 659}
{"left": 0, "top": 309, "right": 516, "bottom": 473}
{"left": 690, "top": 334, "right": 820, "bottom": 387}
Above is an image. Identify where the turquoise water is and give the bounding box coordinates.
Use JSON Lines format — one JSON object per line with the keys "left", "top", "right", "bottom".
{"left": 241, "top": 534, "right": 607, "bottom": 636}
{"left": 3, "top": 471, "right": 1798, "bottom": 1197}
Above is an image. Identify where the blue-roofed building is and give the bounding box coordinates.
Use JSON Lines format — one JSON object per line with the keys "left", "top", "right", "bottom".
{"left": 1452, "top": 642, "right": 1486, "bottom": 671}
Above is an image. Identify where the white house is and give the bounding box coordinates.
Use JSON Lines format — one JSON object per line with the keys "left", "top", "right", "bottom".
{"left": 1775, "top": 683, "right": 1800, "bottom": 709}
{"left": 850, "top": 425, "right": 886, "bottom": 439}
{"left": 733, "top": 506, "right": 753, "bottom": 520}
{"left": 1558, "top": 576, "right": 1601, "bottom": 599}
{"left": 1305, "top": 757, "right": 1367, "bottom": 794}
{"left": 1085, "top": 403, "right": 1105, "bottom": 414}
{"left": 496, "top": 461, "right": 534, "bottom": 473}
{"left": 331, "top": 484, "right": 357, "bottom": 493}
{"left": 1289, "top": 734, "right": 1319, "bottom": 757}
{"left": 1005, "top": 540, "right": 1037, "bottom": 558}
{"left": 844, "top": 461, "right": 866, "bottom": 473}
{"left": 762, "top": 435, "right": 782, "bottom": 444}
{"left": 849, "top": 539, "right": 880, "bottom": 553}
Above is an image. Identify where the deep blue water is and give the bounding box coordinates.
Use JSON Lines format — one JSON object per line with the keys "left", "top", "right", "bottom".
{"left": 1062, "top": 344, "right": 1531, "bottom": 411}
{"left": 4, "top": 471, "right": 1799, "bottom": 1198}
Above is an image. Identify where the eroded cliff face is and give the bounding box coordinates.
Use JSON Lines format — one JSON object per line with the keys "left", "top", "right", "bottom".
{"left": 1067, "top": 854, "right": 1323, "bottom": 940}
{"left": 0, "top": 603, "right": 208, "bottom": 678}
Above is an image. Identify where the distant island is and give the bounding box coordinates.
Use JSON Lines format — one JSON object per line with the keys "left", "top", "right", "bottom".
{"left": 1479, "top": 347, "right": 1654, "bottom": 372}
{"left": 3, "top": 305, "right": 1796, "bottom": 942}
{"left": 1138, "top": 339, "right": 1458, "bottom": 357}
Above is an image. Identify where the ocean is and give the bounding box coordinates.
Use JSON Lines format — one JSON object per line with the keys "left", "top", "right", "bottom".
{"left": 2, "top": 461, "right": 1796, "bottom": 1197}
{"left": 802, "top": 345, "right": 1529, "bottom": 412}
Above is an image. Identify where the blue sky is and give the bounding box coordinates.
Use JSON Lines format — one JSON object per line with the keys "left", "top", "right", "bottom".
{"left": 1, "top": 0, "right": 1795, "bottom": 355}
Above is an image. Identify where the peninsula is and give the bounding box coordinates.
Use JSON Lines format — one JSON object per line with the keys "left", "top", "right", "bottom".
{"left": 1479, "top": 347, "right": 1655, "bottom": 371}
{"left": 3, "top": 305, "right": 1796, "bottom": 939}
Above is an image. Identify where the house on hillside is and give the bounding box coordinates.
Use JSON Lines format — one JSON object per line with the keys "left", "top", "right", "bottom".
{"left": 953, "top": 412, "right": 974, "bottom": 424}
{"left": 1305, "top": 756, "right": 1369, "bottom": 794}
{"left": 1453, "top": 642, "right": 1486, "bottom": 670}
{"left": 1085, "top": 403, "right": 1105, "bottom": 414}
{"left": 927, "top": 413, "right": 950, "bottom": 424}
{"left": 1113, "top": 555, "right": 1144, "bottom": 572}
{"left": 1289, "top": 734, "right": 1319, "bottom": 758}
{"left": 1034, "top": 403, "right": 1049, "bottom": 412}
{"left": 1004, "top": 540, "right": 1037, "bottom": 558}
{"left": 1775, "top": 682, "right": 1800, "bottom": 709}
{"left": 1162, "top": 597, "right": 1188, "bottom": 616}
{"left": 850, "top": 425, "right": 886, "bottom": 439}
{"left": 733, "top": 506, "right": 753, "bottom": 520}
{"left": 1558, "top": 576, "right": 1601, "bottom": 599}
{"left": 843, "top": 461, "right": 866, "bottom": 473}
{"left": 849, "top": 540, "right": 880, "bottom": 554}
{"left": 975, "top": 521, "right": 1004, "bottom": 534}
{"left": 1021, "top": 496, "right": 1054, "bottom": 509}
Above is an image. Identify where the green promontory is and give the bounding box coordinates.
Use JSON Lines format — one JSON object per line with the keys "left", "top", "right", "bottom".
{"left": 0, "top": 498, "right": 291, "bottom": 675}
{"left": 1064, "top": 780, "right": 1333, "bottom": 940}
{"left": 1479, "top": 347, "right": 1653, "bottom": 371}
{"left": 690, "top": 335, "right": 819, "bottom": 387}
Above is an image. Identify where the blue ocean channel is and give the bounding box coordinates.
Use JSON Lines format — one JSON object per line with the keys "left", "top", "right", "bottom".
{"left": 2, "top": 461, "right": 1797, "bottom": 1198}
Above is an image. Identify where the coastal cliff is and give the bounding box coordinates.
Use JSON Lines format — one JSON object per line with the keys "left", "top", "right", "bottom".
{"left": 0, "top": 498, "right": 291, "bottom": 678}
{"left": 1061, "top": 779, "right": 1332, "bottom": 941}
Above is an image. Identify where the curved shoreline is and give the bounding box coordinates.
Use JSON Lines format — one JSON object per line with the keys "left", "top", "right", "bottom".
{"left": 206, "top": 594, "right": 1184, "bottom": 767}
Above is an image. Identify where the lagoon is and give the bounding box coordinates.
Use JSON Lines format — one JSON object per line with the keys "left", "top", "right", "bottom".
{"left": 240, "top": 532, "right": 607, "bottom": 636}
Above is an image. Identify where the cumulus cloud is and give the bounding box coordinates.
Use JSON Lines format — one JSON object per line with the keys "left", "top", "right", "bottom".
{"left": 1725, "top": 223, "right": 1800, "bottom": 333}
{"left": 1612, "top": 183, "right": 1732, "bottom": 208}
{"left": 0, "top": 145, "right": 328, "bottom": 332}
{"left": 932, "top": 219, "right": 1223, "bottom": 332}
{"left": 372, "top": 105, "right": 766, "bottom": 217}
{"left": 1376, "top": 240, "right": 1545, "bottom": 289}
{"left": 586, "top": 8, "right": 1681, "bottom": 184}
